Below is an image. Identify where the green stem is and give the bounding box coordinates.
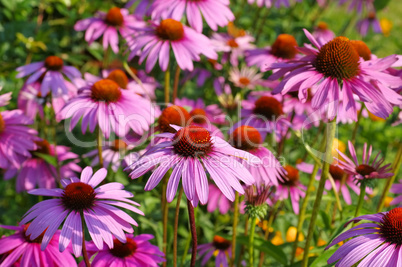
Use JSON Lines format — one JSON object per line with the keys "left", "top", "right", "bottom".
{"left": 255, "top": 8, "right": 269, "bottom": 43}
{"left": 81, "top": 214, "right": 91, "bottom": 267}
{"left": 161, "top": 172, "right": 169, "bottom": 267}
{"left": 236, "top": 216, "right": 248, "bottom": 267}
{"left": 351, "top": 105, "right": 364, "bottom": 145}
{"left": 377, "top": 144, "right": 402, "bottom": 212}
{"left": 172, "top": 65, "right": 181, "bottom": 103}
{"left": 50, "top": 96, "right": 61, "bottom": 181}
{"left": 180, "top": 221, "right": 193, "bottom": 267}
{"left": 173, "top": 187, "right": 184, "bottom": 267}
{"left": 354, "top": 181, "right": 367, "bottom": 218}
{"left": 164, "top": 66, "right": 171, "bottom": 104}
{"left": 301, "top": 119, "right": 336, "bottom": 267}
{"left": 258, "top": 201, "right": 280, "bottom": 267}
{"left": 96, "top": 127, "right": 103, "bottom": 168}
{"left": 248, "top": 217, "right": 258, "bottom": 267}
{"left": 230, "top": 192, "right": 240, "bottom": 267}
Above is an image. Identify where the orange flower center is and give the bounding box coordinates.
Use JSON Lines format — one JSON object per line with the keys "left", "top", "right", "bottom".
{"left": 314, "top": 37, "right": 360, "bottom": 80}
{"left": 230, "top": 125, "right": 262, "bottom": 151}
{"left": 227, "top": 22, "right": 246, "bottom": 38}
{"left": 190, "top": 108, "right": 207, "bottom": 124}
{"left": 112, "top": 139, "right": 128, "bottom": 151}
{"left": 156, "top": 19, "right": 184, "bottom": 41}
{"left": 34, "top": 140, "right": 52, "bottom": 155}
{"left": 61, "top": 182, "right": 96, "bottom": 211}
{"left": 280, "top": 165, "right": 300, "bottom": 186}
{"left": 212, "top": 235, "right": 231, "bottom": 251}
{"left": 380, "top": 207, "right": 402, "bottom": 246}
{"left": 105, "top": 7, "right": 124, "bottom": 26}
{"left": 329, "top": 164, "right": 345, "bottom": 181}
{"left": 173, "top": 126, "right": 212, "bottom": 158}
{"left": 227, "top": 39, "right": 239, "bottom": 48}
{"left": 44, "top": 56, "right": 64, "bottom": 71}
{"left": 350, "top": 40, "right": 371, "bottom": 61}
{"left": 368, "top": 12, "right": 376, "bottom": 20}
{"left": 317, "top": 21, "right": 328, "bottom": 30}
{"left": 239, "top": 77, "right": 251, "bottom": 86}
{"left": 23, "top": 223, "right": 46, "bottom": 243}
{"left": 0, "top": 114, "right": 5, "bottom": 133}
{"left": 253, "top": 96, "right": 284, "bottom": 121}
{"left": 91, "top": 79, "right": 122, "bottom": 103}
{"left": 158, "top": 105, "right": 191, "bottom": 133}
{"left": 110, "top": 238, "right": 138, "bottom": 258}
{"left": 355, "top": 164, "right": 376, "bottom": 177}
{"left": 107, "top": 69, "right": 129, "bottom": 89}
{"left": 271, "top": 34, "right": 298, "bottom": 59}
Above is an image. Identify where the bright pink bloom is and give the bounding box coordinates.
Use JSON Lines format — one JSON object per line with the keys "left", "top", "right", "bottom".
{"left": 125, "top": 0, "right": 153, "bottom": 17}
{"left": 151, "top": 0, "right": 234, "bottom": 33}
{"left": 312, "top": 22, "right": 335, "bottom": 42}
{"left": 207, "top": 183, "right": 231, "bottom": 214}
{"left": 84, "top": 234, "right": 165, "bottom": 266}
{"left": 16, "top": 56, "right": 81, "bottom": 96}
{"left": 21, "top": 167, "right": 144, "bottom": 257}
{"left": 229, "top": 66, "right": 263, "bottom": 89}
{"left": 211, "top": 32, "right": 254, "bottom": 66}
{"left": 198, "top": 235, "right": 231, "bottom": 267}
{"left": 74, "top": 7, "right": 145, "bottom": 53}
{"left": 127, "top": 19, "right": 217, "bottom": 72}
{"left": 326, "top": 207, "right": 402, "bottom": 266}
{"left": 0, "top": 224, "right": 77, "bottom": 267}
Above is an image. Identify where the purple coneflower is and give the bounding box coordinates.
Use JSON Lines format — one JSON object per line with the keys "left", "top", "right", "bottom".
{"left": 151, "top": 0, "right": 234, "bottom": 33}
{"left": 357, "top": 11, "right": 382, "bottom": 37}
{"left": 267, "top": 29, "right": 402, "bottom": 120}
{"left": 16, "top": 56, "right": 81, "bottom": 96}
{"left": 61, "top": 78, "right": 155, "bottom": 138}
{"left": 326, "top": 207, "right": 402, "bottom": 266}
{"left": 0, "top": 109, "right": 37, "bottom": 169}
{"left": 312, "top": 22, "right": 335, "bottom": 42}
{"left": 207, "top": 183, "right": 231, "bottom": 214}
{"left": 245, "top": 34, "right": 299, "bottom": 71}
{"left": 339, "top": 0, "right": 374, "bottom": 13}
{"left": 74, "top": 7, "right": 144, "bottom": 53}
{"left": 198, "top": 235, "right": 231, "bottom": 267}
{"left": 127, "top": 125, "right": 259, "bottom": 206}
{"left": 0, "top": 224, "right": 77, "bottom": 267}
{"left": 125, "top": 0, "right": 153, "bottom": 17}
{"left": 84, "top": 233, "right": 165, "bottom": 266}
{"left": 127, "top": 18, "right": 217, "bottom": 72}
{"left": 229, "top": 66, "right": 263, "bottom": 90}
{"left": 335, "top": 141, "right": 393, "bottom": 181}
{"left": 21, "top": 167, "right": 144, "bottom": 257}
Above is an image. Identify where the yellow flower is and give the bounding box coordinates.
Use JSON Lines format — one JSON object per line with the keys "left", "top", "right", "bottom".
{"left": 380, "top": 18, "right": 392, "bottom": 37}
{"left": 286, "top": 226, "right": 304, "bottom": 242}
{"left": 317, "top": 238, "right": 327, "bottom": 247}
{"left": 271, "top": 231, "right": 284, "bottom": 246}
{"left": 384, "top": 196, "right": 393, "bottom": 208}
{"left": 332, "top": 138, "right": 346, "bottom": 160}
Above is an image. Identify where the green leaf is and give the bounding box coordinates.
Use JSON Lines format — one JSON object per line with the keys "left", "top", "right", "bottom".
{"left": 374, "top": 0, "right": 391, "bottom": 11}
{"left": 309, "top": 248, "right": 336, "bottom": 267}
{"left": 33, "top": 152, "right": 58, "bottom": 166}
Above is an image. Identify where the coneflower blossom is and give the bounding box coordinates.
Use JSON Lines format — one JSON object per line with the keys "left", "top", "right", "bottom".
{"left": 61, "top": 78, "right": 155, "bottom": 138}
{"left": 326, "top": 207, "right": 402, "bottom": 266}
{"left": 21, "top": 167, "right": 144, "bottom": 257}
{"left": 127, "top": 125, "right": 260, "bottom": 206}
{"left": 335, "top": 141, "right": 393, "bottom": 181}
{"left": 16, "top": 56, "right": 81, "bottom": 96}
{"left": 125, "top": 0, "right": 153, "bottom": 17}
{"left": 74, "top": 7, "right": 145, "bottom": 53}
{"left": 0, "top": 224, "right": 77, "bottom": 267}
{"left": 229, "top": 66, "right": 263, "bottom": 89}
{"left": 312, "top": 22, "right": 335, "bottom": 42}
{"left": 357, "top": 11, "right": 382, "bottom": 37}
{"left": 84, "top": 234, "right": 165, "bottom": 266}
{"left": 127, "top": 18, "right": 217, "bottom": 72}
{"left": 267, "top": 29, "right": 402, "bottom": 120}
{"left": 198, "top": 235, "right": 231, "bottom": 267}
{"left": 151, "top": 0, "right": 234, "bottom": 33}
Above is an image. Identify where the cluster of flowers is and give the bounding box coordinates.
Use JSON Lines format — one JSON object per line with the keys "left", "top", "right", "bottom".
{"left": 0, "top": 0, "right": 401, "bottom": 266}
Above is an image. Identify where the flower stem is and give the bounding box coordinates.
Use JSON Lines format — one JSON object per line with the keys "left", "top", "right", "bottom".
{"left": 81, "top": 214, "right": 91, "bottom": 267}
{"left": 301, "top": 119, "right": 336, "bottom": 267}
{"left": 237, "top": 216, "right": 249, "bottom": 267}
{"left": 187, "top": 199, "right": 197, "bottom": 267}
{"left": 351, "top": 105, "right": 364, "bottom": 145}
{"left": 161, "top": 172, "right": 169, "bottom": 267}
{"left": 377, "top": 144, "right": 402, "bottom": 212}
{"left": 49, "top": 96, "right": 61, "bottom": 181}
{"left": 354, "top": 181, "right": 367, "bottom": 218}
{"left": 258, "top": 200, "right": 280, "bottom": 267}
{"left": 255, "top": 8, "right": 269, "bottom": 43}
{"left": 230, "top": 191, "right": 240, "bottom": 267}
{"left": 173, "top": 187, "right": 184, "bottom": 267}
{"left": 96, "top": 127, "right": 103, "bottom": 168}
{"left": 248, "top": 216, "right": 258, "bottom": 267}
{"left": 172, "top": 65, "right": 181, "bottom": 103}
{"left": 164, "top": 66, "right": 171, "bottom": 104}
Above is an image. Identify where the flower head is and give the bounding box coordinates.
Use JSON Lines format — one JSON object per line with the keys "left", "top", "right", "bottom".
{"left": 312, "top": 22, "right": 335, "bottom": 43}
{"left": 21, "top": 167, "right": 144, "bottom": 257}
{"left": 326, "top": 207, "right": 402, "bottom": 266}
{"left": 198, "top": 235, "right": 231, "bottom": 267}
{"left": 357, "top": 11, "right": 382, "bottom": 37}
{"left": 229, "top": 66, "right": 263, "bottom": 89}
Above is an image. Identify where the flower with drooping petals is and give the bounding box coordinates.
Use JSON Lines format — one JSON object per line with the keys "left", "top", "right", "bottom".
{"left": 0, "top": 224, "right": 77, "bottom": 267}
{"left": 229, "top": 66, "right": 263, "bottom": 89}
{"left": 214, "top": 77, "right": 240, "bottom": 111}
{"left": 127, "top": 18, "right": 217, "bottom": 72}
{"left": 83, "top": 233, "right": 165, "bottom": 266}
{"left": 325, "top": 207, "right": 402, "bottom": 266}
{"left": 16, "top": 56, "right": 81, "bottom": 97}
{"left": 198, "top": 235, "right": 231, "bottom": 267}
{"left": 357, "top": 11, "right": 382, "bottom": 36}
{"left": 127, "top": 125, "right": 259, "bottom": 206}
{"left": 0, "top": 110, "right": 38, "bottom": 169}
{"left": 267, "top": 29, "right": 402, "bottom": 120}
{"left": 335, "top": 141, "right": 393, "bottom": 181}
{"left": 207, "top": 183, "right": 232, "bottom": 214}
{"left": 312, "top": 22, "right": 335, "bottom": 42}
{"left": 74, "top": 7, "right": 144, "bottom": 53}
{"left": 21, "top": 167, "right": 144, "bottom": 257}
{"left": 245, "top": 34, "right": 299, "bottom": 71}
{"left": 61, "top": 78, "right": 155, "bottom": 138}
{"left": 339, "top": 0, "right": 374, "bottom": 13}
{"left": 151, "top": 0, "right": 234, "bottom": 33}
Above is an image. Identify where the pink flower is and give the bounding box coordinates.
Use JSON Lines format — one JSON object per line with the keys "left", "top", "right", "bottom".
{"left": 229, "top": 66, "right": 263, "bottom": 89}
{"left": 0, "top": 86, "right": 11, "bottom": 107}
{"left": 60, "top": 78, "right": 156, "bottom": 138}
{"left": 198, "top": 235, "right": 231, "bottom": 266}
{"left": 127, "top": 125, "right": 260, "bottom": 206}
{"left": 267, "top": 29, "right": 402, "bottom": 120}
{"left": 325, "top": 207, "right": 402, "bottom": 266}
{"left": 357, "top": 12, "right": 382, "bottom": 37}
{"left": 127, "top": 18, "right": 217, "bottom": 72}
{"left": 125, "top": 0, "right": 153, "bottom": 17}
{"left": 16, "top": 56, "right": 81, "bottom": 96}
{"left": 312, "top": 22, "right": 336, "bottom": 43}
{"left": 74, "top": 7, "right": 145, "bottom": 53}
{"left": 0, "top": 224, "right": 77, "bottom": 267}
{"left": 248, "top": 0, "right": 301, "bottom": 8}
{"left": 207, "top": 183, "right": 231, "bottom": 214}
{"left": 21, "top": 167, "right": 144, "bottom": 257}
{"left": 151, "top": 0, "right": 234, "bottom": 32}
{"left": 0, "top": 110, "right": 38, "bottom": 169}
{"left": 83, "top": 234, "right": 165, "bottom": 266}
